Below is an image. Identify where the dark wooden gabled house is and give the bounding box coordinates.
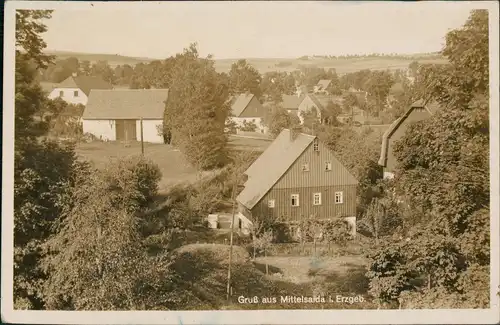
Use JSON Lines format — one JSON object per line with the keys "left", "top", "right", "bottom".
{"left": 378, "top": 99, "right": 441, "bottom": 179}
{"left": 236, "top": 129, "right": 358, "bottom": 234}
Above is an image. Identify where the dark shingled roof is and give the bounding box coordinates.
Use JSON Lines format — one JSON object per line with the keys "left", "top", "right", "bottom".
{"left": 82, "top": 89, "right": 169, "bottom": 120}
{"left": 57, "top": 76, "right": 113, "bottom": 96}
{"left": 378, "top": 99, "right": 441, "bottom": 167}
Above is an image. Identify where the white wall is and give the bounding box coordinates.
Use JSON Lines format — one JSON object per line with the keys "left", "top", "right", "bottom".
{"left": 82, "top": 119, "right": 116, "bottom": 141}
{"left": 383, "top": 171, "right": 395, "bottom": 179}
{"left": 49, "top": 88, "right": 88, "bottom": 105}
{"left": 344, "top": 216, "right": 357, "bottom": 238}
{"left": 231, "top": 117, "right": 266, "bottom": 133}
{"left": 135, "top": 119, "right": 164, "bottom": 143}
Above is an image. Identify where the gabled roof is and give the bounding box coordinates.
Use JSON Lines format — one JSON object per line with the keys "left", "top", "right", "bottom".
{"left": 378, "top": 99, "right": 441, "bottom": 167}
{"left": 316, "top": 79, "right": 331, "bottom": 90}
{"left": 237, "top": 129, "right": 316, "bottom": 209}
{"left": 282, "top": 94, "right": 305, "bottom": 110}
{"left": 57, "top": 76, "right": 113, "bottom": 96}
{"left": 307, "top": 94, "right": 343, "bottom": 113}
{"left": 231, "top": 93, "right": 255, "bottom": 117}
{"left": 82, "top": 89, "right": 169, "bottom": 120}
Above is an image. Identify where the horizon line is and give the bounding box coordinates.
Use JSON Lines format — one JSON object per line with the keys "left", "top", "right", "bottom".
{"left": 43, "top": 48, "right": 444, "bottom": 62}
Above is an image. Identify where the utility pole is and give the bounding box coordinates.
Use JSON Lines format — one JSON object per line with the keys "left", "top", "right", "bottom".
{"left": 226, "top": 180, "right": 238, "bottom": 303}
{"left": 140, "top": 117, "right": 144, "bottom": 155}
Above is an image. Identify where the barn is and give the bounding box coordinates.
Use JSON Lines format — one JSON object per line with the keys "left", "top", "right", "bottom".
{"left": 82, "top": 89, "right": 169, "bottom": 143}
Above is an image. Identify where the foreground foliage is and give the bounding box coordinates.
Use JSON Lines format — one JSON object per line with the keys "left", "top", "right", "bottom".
{"left": 365, "top": 9, "right": 490, "bottom": 308}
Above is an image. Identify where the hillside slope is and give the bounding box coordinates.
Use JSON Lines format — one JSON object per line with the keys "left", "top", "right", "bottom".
{"left": 45, "top": 50, "right": 447, "bottom": 74}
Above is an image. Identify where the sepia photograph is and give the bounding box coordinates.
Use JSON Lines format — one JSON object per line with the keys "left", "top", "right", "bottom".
{"left": 2, "top": 1, "right": 499, "bottom": 324}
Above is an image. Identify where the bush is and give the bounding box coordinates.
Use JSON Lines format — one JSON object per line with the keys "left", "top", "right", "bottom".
{"left": 105, "top": 155, "right": 162, "bottom": 208}
{"left": 240, "top": 120, "right": 258, "bottom": 132}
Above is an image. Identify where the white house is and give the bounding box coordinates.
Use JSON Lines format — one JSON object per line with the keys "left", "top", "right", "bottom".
{"left": 229, "top": 93, "right": 268, "bottom": 134}
{"left": 48, "top": 74, "right": 113, "bottom": 105}
{"left": 82, "top": 89, "right": 169, "bottom": 143}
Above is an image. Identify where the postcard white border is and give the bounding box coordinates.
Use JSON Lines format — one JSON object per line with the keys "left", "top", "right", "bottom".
{"left": 2, "top": 1, "right": 500, "bottom": 324}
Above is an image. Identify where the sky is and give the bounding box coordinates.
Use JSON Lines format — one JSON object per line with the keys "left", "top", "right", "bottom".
{"left": 40, "top": 1, "right": 481, "bottom": 60}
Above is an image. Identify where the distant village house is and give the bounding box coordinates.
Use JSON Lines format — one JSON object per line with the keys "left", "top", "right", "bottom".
{"left": 281, "top": 94, "right": 306, "bottom": 115}
{"left": 47, "top": 74, "right": 113, "bottom": 105}
{"left": 229, "top": 92, "right": 268, "bottom": 134}
{"left": 81, "top": 89, "right": 169, "bottom": 143}
{"left": 378, "top": 99, "right": 440, "bottom": 179}
{"left": 297, "top": 94, "right": 343, "bottom": 125}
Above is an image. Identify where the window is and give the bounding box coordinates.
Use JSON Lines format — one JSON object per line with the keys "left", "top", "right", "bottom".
{"left": 313, "top": 193, "right": 322, "bottom": 205}
{"left": 301, "top": 163, "right": 310, "bottom": 172}
{"left": 325, "top": 162, "right": 332, "bottom": 171}
{"left": 74, "top": 90, "right": 79, "bottom": 97}
{"left": 291, "top": 194, "right": 300, "bottom": 207}
{"left": 335, "top": 191, "right": 343, "bottom": 204}
{"left": 268, "top": 199, "right": 275, "bottom": 208}
{"left": 313, "top": 140, "right": 319, "bottom": 152}
{"left": 59, "top": 90, "right": 64, "bottom": 97}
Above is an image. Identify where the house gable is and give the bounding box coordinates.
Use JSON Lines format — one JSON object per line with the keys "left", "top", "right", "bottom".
{"left": 249, "top": 140, "right": 358, "bottom": 222}
{"left": 298, "top": 95, "right": 321, "bottom": 118}
{"left": 384, "top": 107, "right": 432, "bottom": 172}
{"left": 379, "top": 101, "right": 439, "bottom": 175}
{"left": 273, "top": 140, "right": 358, "bottom": 189}
{"left": 238, "top": 96, "right": 266, "bottom": 118}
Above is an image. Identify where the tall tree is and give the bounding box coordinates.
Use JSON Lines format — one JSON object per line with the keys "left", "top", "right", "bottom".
{"left": 15, "top": 10, "right": 54, "bottom": 143}
{"left": 228, "top": 59, "right": 262, "bottom": 98}
{"left": 164, "top": 43, "right": 231, "bottom": 170}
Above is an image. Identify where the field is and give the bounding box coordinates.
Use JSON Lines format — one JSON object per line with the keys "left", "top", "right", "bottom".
{"left": 75, "top": 141, "right": 198, "bottom": 192}
{"left": 75, "top": 135, "right": 271, "bottom": 192}
{"left": 46, "top": 50, "right": 448, "bottom": 74}
{"left": 227, "top": 134, "right": 272, "bottom": 152}
{"left": 214, "top": 56, "right": 448, "bottom": 74}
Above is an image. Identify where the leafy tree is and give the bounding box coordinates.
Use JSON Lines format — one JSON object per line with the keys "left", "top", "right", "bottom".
{"left": 91, "top": 60, "right": 115, "bottom": 84}
{"left": 114, "top": 64, "right": 134, "bottom": 85}
{"left": 263, "top": 105, "right": 301, "bottom": 138}
{"left": 254, "top": 230, "right": 273, "bottom": 274}
{"left": 79, "top": 60, "right": 91, "bottom": 76}
{"left": 408, "top": 61, "right": 420, "bottom": 78}
{"left": 228, "top": 59, "right": 262, "bottom": 98}
{"left": 164, "top": 43, "right": 231, "bottom": 170}
{"left": 42, "top": 157, "right": 168, "bottom": 310}
{"left": 15, "top": 10, "right": 54, "bottom": 143}
{"left": 364, "top": 70, "right": 394, "bottom": 113}
{"left": 260, "top": 71, "right": 296, "bottom": 103}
